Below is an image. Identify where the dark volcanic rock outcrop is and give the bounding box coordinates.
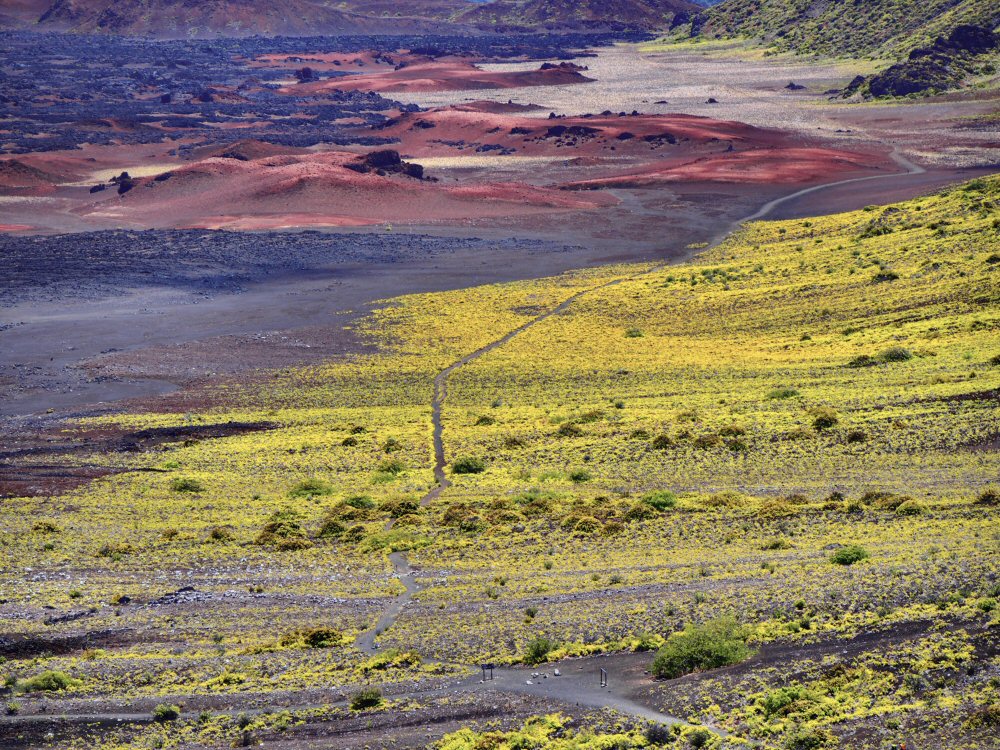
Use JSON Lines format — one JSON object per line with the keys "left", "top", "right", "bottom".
{"left": 345, "top": 149, "right": 426, "bottom": 179}
{"left": 850, "top": 24, "right": 999, "bottom": 97}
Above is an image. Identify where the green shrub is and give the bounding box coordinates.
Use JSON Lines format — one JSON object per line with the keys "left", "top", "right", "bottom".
{"left": 810, "top": 407, "right": 839, "bottom": 431}
{"left": 643, "top": 490, "right": 677, "bottom": 511}
{"left": 152, "top": 704, "right": 180, "bottom": 722}
{"left": 651, "top": 617, "right": 753, "bottom": 679}
{"left": 96, "top": 542, "right": 134, "bottom": 558}
{"left": 624, "top": 501, "right": 659, "bottom": 521}
{"left": 645, "top": 723, "right": 673, "bottom": 745}
{"left": 767, "top": 387, "right": 799, "bottom": 399}
{"left": 288, "top": 478, "right": 332, "bottom": 498}
{"left": 349, "top": 687, "right": 382, "bottom": 711}
{"left": 170, "top": 477, "right": 204, "bottom": 493}
{"left": 207, "top": 526, "right": 234, "bottom": 542}
{"left": 761, "top": 538, "right": 793, "bottom": 550}
{"left": 895, "top": 499, "right": 925, "bottom": 516}
{"left": 255, "top": 510, "right": 311, "bottom": 550}
{"left": 317, "top": 517, "right": 346, "bottom": 538}
{"left": 878, "top": 346, "right": 912, "bottom": 362}
{"left": 452, "top": 456, "right": 486, "bottom": 475}
{"left": 281, "top": 627, "right": 341, "bottom": 649}
{"left": 686, "top": 728, "right": 713, "bottom": 747}
{"left": 475, "top": 415, "right": 496, "bottom": 426}
{"left": 976, "top": 487, "right": 1000, "bottom": 506}
{"left": 625, "top": 327, "right": 644, "bottom": 338}
{"left": 784, "top": 726, "right": 836, "bottom": 749}
{"left": 381, "top": 498, "right": 420, "bottom": 518}
{"left": 651, "top": 434, "right": 676, "bottom": 450}
{"left": 964, "top": 702, "right": 1000, "bottom": 729}
{"left": 692, "top": 433, "right": 722, "bottom": 449}
{"left": 18, "top": 670, "right": 80, "bottom": 693}
{"left": 568, "top": 469, "right": 592, "bottom": 483}
{"left": 830, "top": 545, "right": 869, "bottom": 565}
{"left": 524, "top": 636, "right": 555, "bottom": 665}
{"left": 847, "top": 354, "right": 878, "bottom": 368}
{"left": 345, "top": 495, "right": 376, "bottom": 509}
{"left": 569, "top": 515, "right": 601, "bottom": 534}
{"left": 701, "top": 490, "right": 746, "bottom": 509}
{"left": 377, "top": 458, "right": 406, "bottom": 475}
{"left": 760, "top": 685, "right": 815, "bottom": 717}
{"left": 557, "top": 422, "right": 583, "bottom": 437}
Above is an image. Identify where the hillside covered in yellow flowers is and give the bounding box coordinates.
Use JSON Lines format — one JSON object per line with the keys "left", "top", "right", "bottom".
{"left": 1, "top": 176, "right": 998, "bottom": 749}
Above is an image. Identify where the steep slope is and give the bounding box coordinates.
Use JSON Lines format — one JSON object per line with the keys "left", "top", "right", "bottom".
{"left": 686, "top": 0, "right": 1000, "bottom": 58}
{"left": 34, "top": 0, "right": 426, "bottom": 37}
{"left": 456, "top": 0, "right": 699, "bottom": 32}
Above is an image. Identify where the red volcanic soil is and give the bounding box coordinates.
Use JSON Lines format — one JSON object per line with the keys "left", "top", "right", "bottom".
{"left": 0, "top": 158, "right": 69, "bottom": 195}
{"left": 190, "top": 139, "right": 309, "bottom": 161}
{"left": 561, "top": 147, "right": 885, "bottom": 187}
{"left": 80, "top": 150, "right": 611, "bottom": 230}
{"left": 376, "top": 107, "right": 772, "bottom": 158}
{"left": 284, "top": 61, "right": 594, "bottom": 94}
{"left": 247, "top": 50, "right": 432, "bottom": 74}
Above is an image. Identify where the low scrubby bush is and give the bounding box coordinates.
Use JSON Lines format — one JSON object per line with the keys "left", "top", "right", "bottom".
{"left": 895, "top": 499, "right": 925, "bottom": 516}
{"left": 377, "top": 458, "right": 406, "bottom": 475}
{"left": 255, "top": 510, "right": 311, "bottom": 550}
{"left": 18, "top": 670, "right": 80, "bottom": 693}
{"left": 976, "top": 487, "right": 1000, "bottom": 506}
{"left": 651, "top": 617, "right": 752, "bottom": 679}
{"left": 767, "top": 387, "right": 799, "bottom": 399}
{"left": 651, "top": 434, "right": 675, "bottom": 450}
{"left": 878, "top": 346, "right": 912, "bottom": 362}
{"left": 524, "top": 636, "right": 555, "bottom": 665}
{"left": 830, "top": 545, "right": 869, "bottom": 565}
{"left": 452, "top": 456, "right": 486, "bottom": 474}
{"left": 810, "top": 407, "right": 839, "bottom": 431}
{"left": 288, "top": 478, "right": 332, "bottom": 498}
{"left": 152, "top": 704, "right": 180, "bottom": 722}
{"left": 643, "top": 490, "right": 677, "bottom": 511}
{"left": 557, "top": 422, "right": 583, "bottom": 437}
{"left": 349, "top": 687, "right": 382, "bottom": 710}
{"left": 170, "top": 477, "right": 204, "bottom": 493}
{"left": 783, "top": 726, "right": 836, "bottom": 749}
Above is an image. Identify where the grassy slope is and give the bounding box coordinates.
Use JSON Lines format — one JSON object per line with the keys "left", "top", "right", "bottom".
{"left": 1, "top": 177, "right": 998, "bottom": 748}
{"left": 688, "top": 0, "right": 999, "bottom": 58}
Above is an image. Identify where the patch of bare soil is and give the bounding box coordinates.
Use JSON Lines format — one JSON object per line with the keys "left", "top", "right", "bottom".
{"left": 0, "top": 421, "right": 277, "bottom": 498}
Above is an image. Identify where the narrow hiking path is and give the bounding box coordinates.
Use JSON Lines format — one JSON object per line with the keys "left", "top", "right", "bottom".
{"left": 349, "top": 147, "right": 927, "bottom": 729}
{"left": 353, "top": 145, "right": 926, "bottom": 650}
{"left": 0, "top": 151, "right": 927, "bottom": 738}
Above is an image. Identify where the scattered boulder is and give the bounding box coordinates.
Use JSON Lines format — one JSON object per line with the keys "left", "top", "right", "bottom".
{"left": 539, "top": 61, "right": 588, "bottom": 72}
{"left": 785, "top": 81, "right": 806, "bottom": 90}
{"left": 346, "top": 149, "right": 425, "bottom": 180}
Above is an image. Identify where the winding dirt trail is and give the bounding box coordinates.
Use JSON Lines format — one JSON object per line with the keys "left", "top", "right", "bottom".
{"left": 350, "top": 145, "right": 926, "bottom": 728}
{"left": 0, "top": 150, "right": 928, "bottom": 740}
